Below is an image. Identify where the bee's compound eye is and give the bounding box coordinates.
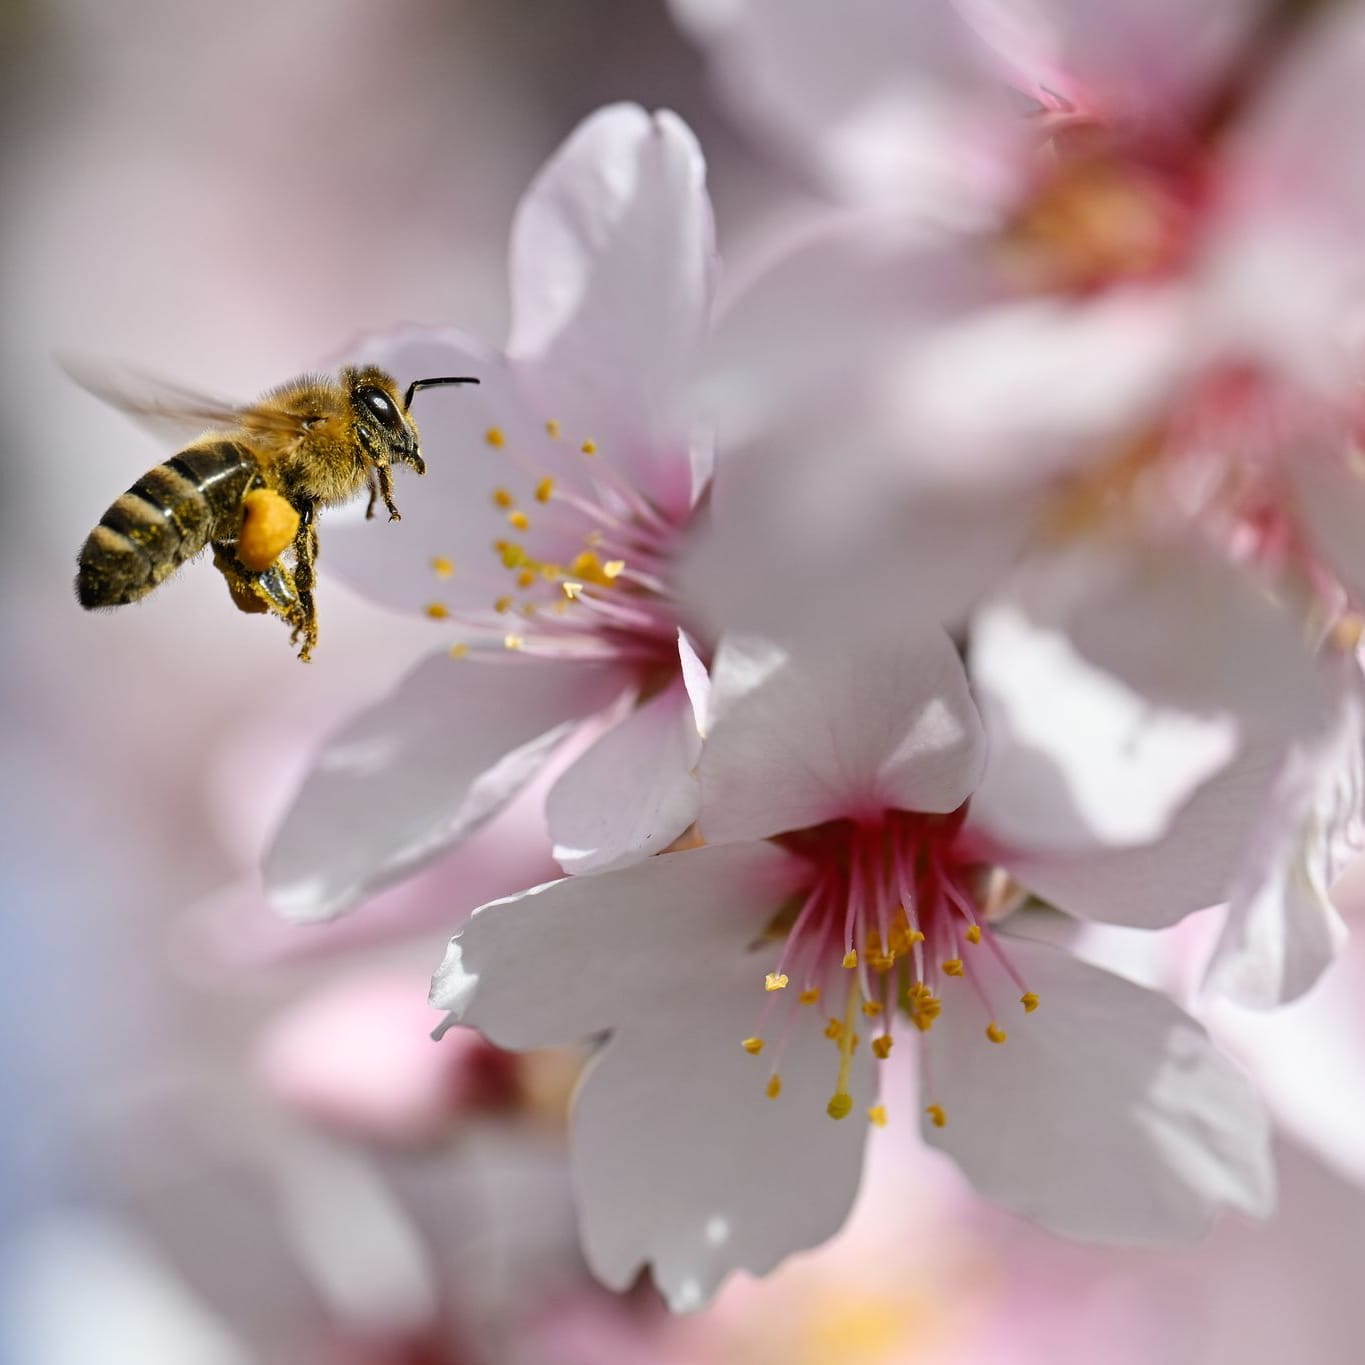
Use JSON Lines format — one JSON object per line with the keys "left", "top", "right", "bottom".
{"left": 360, "top": 387, "right": 395, "bottom": 422}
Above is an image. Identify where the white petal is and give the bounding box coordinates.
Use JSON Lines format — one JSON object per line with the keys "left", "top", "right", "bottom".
{"left": 969, "top": 596, "right": 1238, "bottom": 853}
{"left": 1006, "top": 535, "right": 1328, "bottom": 735}
{"left": 317, "top": 324, "right": 591, "bottom": 618}
{"left": 998, "top": 735, "right": 1282, "bottom": 929}
{"left": 700, "top": 627, "right": 986, "bottom": 844}
{"left": 432, "top": 842, "right": 805, "bottom": 1047}
{"left": 670, "top": 0, "right": 1026, "bottom": 213}
{"left": 265, "top": 652, "right": 624, "bottom": 922}
{"left": 1285, "top": 451, "right": 1365, "bottom": 608}
{"left": 1204, "top": 663, "right": 1363, "bottom": 1008}
{"left": 958, "top": 0, "right": 1268, "bottom": 120}
{"left": 545, "top": 680, "right": 701, "bottom": 876}
{"left": 573, "top": 951, "right": 874, "bottom": 1310}
{"left": 507, "top": 104, "right": 714, "bottom": 520}
{"left": 924, "top": 935, "right": 1273, "bottom": 1242}
{"left": 890, "top": 288, "right": 1189, "bottom": 487}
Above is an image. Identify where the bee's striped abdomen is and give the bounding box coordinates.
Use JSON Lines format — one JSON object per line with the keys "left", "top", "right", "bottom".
{"left": 76, "top": 439, "right": 256, "bottom": 608}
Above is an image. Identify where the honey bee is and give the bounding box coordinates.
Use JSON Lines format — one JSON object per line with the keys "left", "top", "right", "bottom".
{"left": 73, "top": 363, "right": 477, "bottom": 659}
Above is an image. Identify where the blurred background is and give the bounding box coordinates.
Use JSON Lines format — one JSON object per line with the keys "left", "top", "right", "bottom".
{"left": 5, "top": 2, "right": 1365, "bottom": 1361}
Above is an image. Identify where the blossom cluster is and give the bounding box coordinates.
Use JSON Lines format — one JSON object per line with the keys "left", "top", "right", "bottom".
{"left": 265, "top": 0, "right": 1365, "bottom": 1313}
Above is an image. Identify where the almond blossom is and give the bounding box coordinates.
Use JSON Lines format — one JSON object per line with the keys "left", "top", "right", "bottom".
{"left": 678, "top": 0, "right": 1365, "bottom": 1008}
{"left": 682, "top": 0, "right": 1365, "bottom": 622}
{"left": 431, "top": 625, "right": 1272, "bottom": 1309}
{"left": 265, "top": 104, "right": 719, "bottom": 921}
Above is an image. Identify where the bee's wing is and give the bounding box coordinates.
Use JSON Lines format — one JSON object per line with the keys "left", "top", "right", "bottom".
{"left": 59, "top": 354, "right": 312, "bottom": 445}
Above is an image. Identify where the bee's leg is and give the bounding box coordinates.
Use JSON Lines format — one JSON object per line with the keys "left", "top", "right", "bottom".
{"left": 365, "top": 470, "right": 380, "bottom": 521}
{"left": 212, "top": 542, "right": 299, "bottom": 619}
{"left": 375, "top": 460, "right": 401, "bottom": 521}
{"left": 289, "top": 509, "right": 320, "bottom": 662}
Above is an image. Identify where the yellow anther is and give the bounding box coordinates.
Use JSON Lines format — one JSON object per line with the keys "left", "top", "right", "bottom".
{"left": 520, "top": 603, "right": 538, "bottom": 619}
{"left": 861, "top": 1000, "right": 883, "bottom": 1017}
{"left": 764, "top": 972, "right": 789, "bottom": 992}
{"left": 494, "top": 595, "right": 513, "bottom": 613}
{"left": 766, "top": 1074, "right": 782, "bottom": 1100}
{"left": 545, "top": 419, "right": 561, "bottom": 439}
{"left": 872, "top": 1035, "right": 893, "bottom": 1060}
{"left": 585, "top": 529, "right": 604, "bottom": 547}
{"left": 484, "top": 426, "right": 505, "bottom": 448}
{"left": 580, "top": 439, "right": 597, "bottom": 455}
{"left": 430, "top": 556, "right": 455, "bottom": 579}
{"left": 926, "top": 1104, "right": 947, "bottom": 1128}
{"left": 508, "top": 510, "right": 531, "bottom": 531}
{"left": 842, "top": 949, "right": 858, "bottom": 970}
{"left": 561, "top": 581, "right": 583, "bottom": 600}
{"left": 568, "top": 550, "right": 614, "bottom": 587}
{"left": 942, "top": 958, "right": 965, "bottom": 977}
{"left": 827, "top": 1093, "right": 853, "bottom": 1121}
{"left": 1333, "top": 613, "right": 1364, "bottom": 652}
{"left": 603, "top": 559, "right": 626, "bottom": 579}
{"left": 986, "top": 1021, "right": 1008, "bottom": 1044}
{"left": 492, "top": 487, "right": 515, "bottom": 509}
{"left": 448, "top": 642, "right": 469, "bottom": 660}
{"left": 504, "top": 634, "right": 524, "bottom": 651}
{"left": 908, "top": 929, "right": 926, "bottom": 945}
{"left": 741, "top": 1037, "right": 765, "bottom": 1056}
{"left": 535, "top": 476, "right": 555, "bottom": 503}
{"left": 867, "top": 1105, "right": 888, "bottom": 1128}
{"left": 516, "top": 568, "right": 537, "bottom": 588}
{"left": 424, "top": 602, "right": 449, "bottom": 620}
{"left": 824, "top": 1018, "right": 844, "bottom": 1041}
{"left": 798, "top": 988, "right": 821, "bottom": 1006}
{"left": 965, "top": 924, "right": 982, "bottom": 945}
{"left": 1021, "top": 992, "right": 1040, "bottom": 1013}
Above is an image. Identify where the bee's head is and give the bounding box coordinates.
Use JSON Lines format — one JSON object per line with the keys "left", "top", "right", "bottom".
{"left": 343, "top": 365, "right": 480, "bottom": 478}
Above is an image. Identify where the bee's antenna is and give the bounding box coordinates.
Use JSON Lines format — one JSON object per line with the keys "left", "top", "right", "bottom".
{"left": 404, "top": 376, "right": 479, "bottom": 410}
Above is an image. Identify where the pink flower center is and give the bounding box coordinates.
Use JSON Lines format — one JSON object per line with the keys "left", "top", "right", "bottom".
{"left": 997, "top": 125, "right": 1208, "bottom": 296}
{"left": 425, "top": 417, "right": 693, "bottom": 671}
{"left": 742, "top": 808, "right": 1037, "bottom": 1129}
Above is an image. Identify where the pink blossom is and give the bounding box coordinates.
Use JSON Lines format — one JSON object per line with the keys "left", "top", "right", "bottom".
{"left": 265, "top": 104, "right": 720, "bottom": 922}
{"left": 432, "top": 624, "right": 1271, "bottom": 1308}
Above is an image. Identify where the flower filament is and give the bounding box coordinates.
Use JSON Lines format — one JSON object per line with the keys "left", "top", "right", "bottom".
{"left": 746, "top": 809, "right": 1038, "bottom": 1127}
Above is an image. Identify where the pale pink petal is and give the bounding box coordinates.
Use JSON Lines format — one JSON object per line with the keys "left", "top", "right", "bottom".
{"left": 969, "top": 595, "right": 1238, "bottom": 853}
{"left": 958, "top": 0, "right": 1269, "bottom": 122}
{"left": 506, "top": 104, "right": 714, "bottom": 520}
{"left": 1284, "top": 451, "right": 1365, "bottom": 608}
{"left": 431, "top": 842, "right": 805, "bottom": 1045}
{"left": 699, "top": 628, "right": 986, "bottom": 844}
{"left": 888, "top": 287, "right": 1189, "bottom": 487}
{"left": 1006, "top": 536, "right": 1328, "bottom": 734}
{"left": 545, "top": 679, "right": 702, "bottom": 875}
{"left": 996, "top": 736, "right": 1282, "bottom": 929}
{"left": 669, "top": 0, "right": 1027, "bottom": 213}
{"left": 265, "top": 652, "right": 625, "bottom": 922}
{"left": 1204, "top": 664, "right": 1363, "bottom": 1008}
{"left": 683, "top": 422, "right": 1043, "bottom": 641}
{"left": 572, "top": 950, "right": 873, "bottom": 1311}
{"left": 257, "top": 973, "right": 518, "bottom": 1145}
{"left": 316, "top": 325, "right": 589, "bottom": 619}
{"left": 925, "top": 935, "right": 1273, "bottom": 1242}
